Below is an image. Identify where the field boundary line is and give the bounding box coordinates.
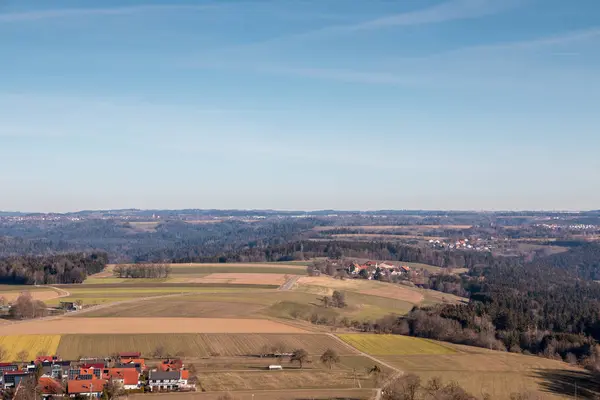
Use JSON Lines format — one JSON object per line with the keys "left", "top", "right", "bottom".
{"left": 327, "top": 334, "right": 402, "bottom": 373}
{"left": 327, "top": 333, "right": 404, "bottom": 400}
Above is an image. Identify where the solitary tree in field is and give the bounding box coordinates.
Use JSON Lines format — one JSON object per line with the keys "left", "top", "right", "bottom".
{"left": 16, "top": 350, "right": 29, "bottom": 362}
{"left": 368, "top": 365, "right": 382, "bottom": 386}
{"left": 332, "top": 290, "right": 347, "bottom": 308}
{"left": 153, "top": 345, "right": 167, "bottom": 358}
{"left": 289, "top": 349, "right": 309, "bottom": 369}
{"left": 320, "top": 349, "right": 340, "bottom": 370}
{"left": 0, "top": 345, "right": 7, "bottom": 362}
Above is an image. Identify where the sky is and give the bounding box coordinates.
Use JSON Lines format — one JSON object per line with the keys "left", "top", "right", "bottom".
{"left": 1, "top": 0, "right": 599, "bottom": 212}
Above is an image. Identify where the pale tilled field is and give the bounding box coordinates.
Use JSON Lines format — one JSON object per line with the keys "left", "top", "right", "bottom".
{"left": 0, "top": 318, "right": 308, "bottom": 335}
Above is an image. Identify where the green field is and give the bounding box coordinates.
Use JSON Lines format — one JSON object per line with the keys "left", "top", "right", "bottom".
{"left": 47, "top": 284, "right": 275, "bottom": 306}
{"left": 55, "top": 333, "right": 355, "bottom": 359}
{"left": 78, "top": 289, "right": 411, "bottom": 322}
{"left": 338, "top": 334, "right": 456, "bottom": 356}
{"left": 338, "top": 334, "right": 594, "bottom": 399}
{"left": 168, "top": 266, "right": 307, "bottom": 275}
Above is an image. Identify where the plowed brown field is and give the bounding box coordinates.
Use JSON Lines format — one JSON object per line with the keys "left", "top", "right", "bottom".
{"left": 0, "top": 289, "right": 61, "bottom": 302}
{"left": 0, "top": 318, "right": 308, "bottom": 335}
{"left": 184, "top": 273, "right": 287, "bottom": 286}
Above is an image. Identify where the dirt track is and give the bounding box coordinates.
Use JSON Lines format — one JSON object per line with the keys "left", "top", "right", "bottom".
{"left": 0, "top": 317, "right": 309, "bottom": 334}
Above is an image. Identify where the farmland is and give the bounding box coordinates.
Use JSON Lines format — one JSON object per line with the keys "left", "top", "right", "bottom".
{"left": 80, "top": 288, "right": 416, "bottom": 322}
{"left": 339, "top": 334, "right": 592, "bottom": 399}
{"left": 0, "top": 287, "right": 63, "bottom": 302}
{"left": 55, "top": 333, "right": 352, "bottom": 359}
{"left": 198, "top": 370, "right": 376, "bottom": 391}
{"left": 182, "top": 273, "right": 289, "bottom": 286}
{"left": 338, "top": 334, "right": 456, "bottom": 356}
{"left": 46, "top": 284, "right": 276, "bottom": 306}
{"left": 0, "top": 318, "right": 307, "bottom": 335}
{"left": 0, "top": 335, "right": 61, "bottom": 361}
{"left": 295, "top": 275, "right": 465, "bottom": 306}
{"left": 129, "top": 389, "right": 375, "bottom": 400}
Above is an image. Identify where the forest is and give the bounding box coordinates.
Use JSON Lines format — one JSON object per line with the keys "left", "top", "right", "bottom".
{"left": 351, "top": 243, "right": 600, "bottom": 366}
{"left": 171, "top": 239, "right": 496, "bottom": 269}
{"left": 0, "top": 253, "right": 108, "bottom": 284}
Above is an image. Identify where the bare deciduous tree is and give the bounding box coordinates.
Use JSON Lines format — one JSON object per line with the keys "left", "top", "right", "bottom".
{"left": 320, "top": 349, "right": 340, "bottom": 370}
{"left": 16, "top": 350, "right": 29, "bottom": 362}
{"left": 289, "top": 349, "right": 309, "bottom": 369}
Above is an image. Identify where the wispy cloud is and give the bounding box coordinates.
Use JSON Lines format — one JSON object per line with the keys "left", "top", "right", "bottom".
{"left": 183, "top": 24, "right": 600, "bottom": 91}
{"left": 434, "top": 26, "right": 600, "bottom": 56}
{"left": 233, "top": 0, "right": 518, "bottom": 50}
{"left": 338, "top": 0, "right": 509, "bottom": 33}
{"left": 0, "top": 4, "right": 218, "bottom": 23}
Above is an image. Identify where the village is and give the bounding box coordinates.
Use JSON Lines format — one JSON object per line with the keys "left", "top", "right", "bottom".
{"left": 0, "top": 352, "right": 194, "bottom": 398}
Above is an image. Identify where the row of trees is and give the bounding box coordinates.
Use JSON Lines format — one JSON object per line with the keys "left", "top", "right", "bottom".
{"left": 113, "top": 264, "right": 172, "bottom": 279}
{"left": 0, "top": 253, "right": 108, "bottom": 285}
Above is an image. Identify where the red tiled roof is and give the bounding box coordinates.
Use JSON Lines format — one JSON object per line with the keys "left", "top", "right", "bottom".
{"left": 159, "top": 359, "right": 183, "bottom": 371}
{"left": 121, "top": 358, "right": 145, "bottom": 367}
{"left": 38, "top": 377, "right": 63, "bottom": 395}
{"left": 81, "top": 363, "right": 105, "bottom": 369}
{"left": 68, "top": 379, "right": 107, "bottom": 394}
{"left": 79, "top": 368, "right": 100, "bottom": 376}
{"left": 103, "top": 369, "right": 140, "bottom": 386}
{"left": 4, "top": 371, "right": 30, "bottom": 376}
{"left": 35, "top": 356, "right": 56, "bottom": 364}
{"left": 181, "top": 370, "right": 189, "bottom": 380}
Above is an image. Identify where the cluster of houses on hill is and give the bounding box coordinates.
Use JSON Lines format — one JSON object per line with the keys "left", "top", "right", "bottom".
{"left": 1, "top": 352, "right": 194, "bottom": 398}
{"left": 346, "top": 260, "right": 412, "bottom": 280}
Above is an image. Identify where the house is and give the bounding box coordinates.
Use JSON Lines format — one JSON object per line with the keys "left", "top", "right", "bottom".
{"left": 114, "top": 362, "right": 144, "bottom": 373}
{"left": 400, "top": 265, "right": 411, "bottom": 273}
{"left": 378, "top": 262, "right": 395, "bottom": 270}
{"left": 159, "top": 359, "right": 182, "bottom": 372}
{"left": 147, "top": 370, "right": 191, "bottom": 392}
{"left": 102, "top": 368, "right": 141, "bottom": 390}
{"left": 69, "top": 367, "right": 102, "bottom": 380}
{"left": 36, "top": 355, "right": 60, "bottom": 365}
{"left": 364, "top": 261, "right": 379, "bottom": 268}
{"left": 67, "top": 379, "right": 107, "bottom": 398}
{"left": 80, "top": 363, "right": 105, "bottom": 370}
{"left": 38, "top": 377, "right": 64, "bottom": 399}
{"left": 0, "top": 363, "right": 19, "bottom": 373}
{"left": 41, "top": 362, "right": 71, "bottom": 380}
{"left": 3, "top": 371, "right": 32, "bottom": 388}
{"left": 59, "top": 301, "right": 82, "bottom": 311}
{"left": 119, "top": 358, "right": 145, "bottom": 371}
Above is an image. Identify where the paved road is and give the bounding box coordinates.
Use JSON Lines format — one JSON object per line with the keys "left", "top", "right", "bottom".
{"left": 279, "top": 276, "right": 300, "bottom": 291}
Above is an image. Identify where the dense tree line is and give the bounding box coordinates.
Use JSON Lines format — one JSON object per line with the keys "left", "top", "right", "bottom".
{"left": 0, "top": 219, "right": 316, "bottom": 262}
{"left": 113, "top": 263, "right": 172, "bottom": 278}
{"left": 0, "top": 253, "right": 108, "bottom": 284}
{"left": 172, "top": 240, "right": 495, "bottom": 269}
{"left": 355, "top": 244, "right": 600, "bottom": 364}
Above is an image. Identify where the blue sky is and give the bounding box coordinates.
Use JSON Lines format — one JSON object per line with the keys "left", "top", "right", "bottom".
{"left": 1, "top": 0, "right": 599, "bottom": 212}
